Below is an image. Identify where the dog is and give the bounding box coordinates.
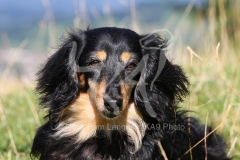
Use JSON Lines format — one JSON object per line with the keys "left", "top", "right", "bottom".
{"left": 31, "top": 27, "right": 230, "bottom": 160}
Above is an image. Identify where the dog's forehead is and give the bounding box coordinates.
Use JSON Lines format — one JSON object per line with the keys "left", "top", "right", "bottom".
{"left": 85, "top": 28, "right": 140, "bottom": 52}
{"left": 85, "top": 27, "right": 140, "bottom": 39}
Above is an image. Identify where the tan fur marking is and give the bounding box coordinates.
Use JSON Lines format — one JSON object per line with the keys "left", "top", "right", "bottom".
{"left": 121, "top": 82, "right": 135, "bottom": 111}
{"left": 79, "top": 74, "right": 85, "bottom": 87}
{"left": 120, "top": 52, "right": 132, "bottom": 63}
{"left": 54, "top": 94, "right": 146, "bottom": 151}
{"left": 96, "top": 50, "right": 107, "bottom": 61}
{"left": 88, "top": 79, "right": 106, "bottom": 111}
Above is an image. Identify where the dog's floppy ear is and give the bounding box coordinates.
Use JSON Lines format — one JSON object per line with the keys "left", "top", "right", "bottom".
{"left": 135, "top": 33, "right": 189, "bottom": 117}
{"left": 36, "top": 31, "right": 85, "bottom": 118}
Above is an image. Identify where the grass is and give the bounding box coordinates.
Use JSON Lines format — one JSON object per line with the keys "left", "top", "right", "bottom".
{"left": 0, "top": 0, "right": 239, "bottom": 160}
{"left": 0, "top": 83, "right": 42, "bottom": 159}
{"left": 180, "top": 46, "right": 240, "bottom": 159}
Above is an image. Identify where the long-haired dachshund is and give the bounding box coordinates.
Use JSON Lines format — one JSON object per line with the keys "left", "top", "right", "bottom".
{"left": 31, "top": 27, "right": 230, "bottom": 160}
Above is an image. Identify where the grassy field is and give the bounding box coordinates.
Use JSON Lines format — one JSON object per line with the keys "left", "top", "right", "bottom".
{"left": 0, "top": 1, "right": 239, "bottom": 160}
{"left": 0, "top": 82, "right": 46, "bottom": 160}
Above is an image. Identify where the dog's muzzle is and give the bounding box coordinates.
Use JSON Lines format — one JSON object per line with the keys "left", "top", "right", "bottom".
{"left": 102, "top": 97, "right": 122, "bottom": 118}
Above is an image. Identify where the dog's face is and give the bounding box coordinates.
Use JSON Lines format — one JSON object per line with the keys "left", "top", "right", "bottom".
{"left": 78, "top": 28, "right": 142, "bottom": 119}
{"left": 51, "top": 28, "right": 146, "bottom": 148}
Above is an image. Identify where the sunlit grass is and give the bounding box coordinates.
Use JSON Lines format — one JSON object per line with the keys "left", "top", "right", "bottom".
{"left": 0, "top": 82, "right": 43, "bottom": 160}
{"left": 179, "top": 46, "right": 240, "bottom": 159}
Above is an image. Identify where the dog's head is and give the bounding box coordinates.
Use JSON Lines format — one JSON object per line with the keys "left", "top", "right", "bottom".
{"left": 37, "top": 27, "right": 188, "bottom": 151}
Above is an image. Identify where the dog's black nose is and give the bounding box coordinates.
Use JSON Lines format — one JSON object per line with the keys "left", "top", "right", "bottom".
{"left": 103, "top": 97, "right": 122, "bottom": 112}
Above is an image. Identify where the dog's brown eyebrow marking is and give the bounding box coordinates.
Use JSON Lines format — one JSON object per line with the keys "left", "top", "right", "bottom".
{"left": 96, "top": 51, "right": 107, "bottom": 61}
{"left": 120, "top": 52, "right": 132, "bottom": 63}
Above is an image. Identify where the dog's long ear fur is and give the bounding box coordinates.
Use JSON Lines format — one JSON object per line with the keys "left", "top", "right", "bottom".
{"left": 135, "top": 33, "right": 189, "bottom": 118}
{"left": 36, "top": 30, "right": 85, "bottom": 119}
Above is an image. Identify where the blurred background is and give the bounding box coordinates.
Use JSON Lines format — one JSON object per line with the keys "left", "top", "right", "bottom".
{"left": 0, "top": 0, "right": 239, "bottom": 159}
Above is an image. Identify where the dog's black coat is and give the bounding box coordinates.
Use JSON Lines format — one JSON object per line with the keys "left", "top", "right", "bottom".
{"left": 31, "top": 27, "right": 230, "bottom": 160}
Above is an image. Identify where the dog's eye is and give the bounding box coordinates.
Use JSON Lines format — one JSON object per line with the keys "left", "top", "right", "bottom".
{"left": 126, "top": 62, "right": 137, "bottom": 69}
{"left": 89, "top": 60, "right": 100, "bottom": 66}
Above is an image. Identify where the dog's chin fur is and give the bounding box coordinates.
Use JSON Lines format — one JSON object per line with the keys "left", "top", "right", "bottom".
{"left": 53, "top": 93, "right": 146, "bottom": 152}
